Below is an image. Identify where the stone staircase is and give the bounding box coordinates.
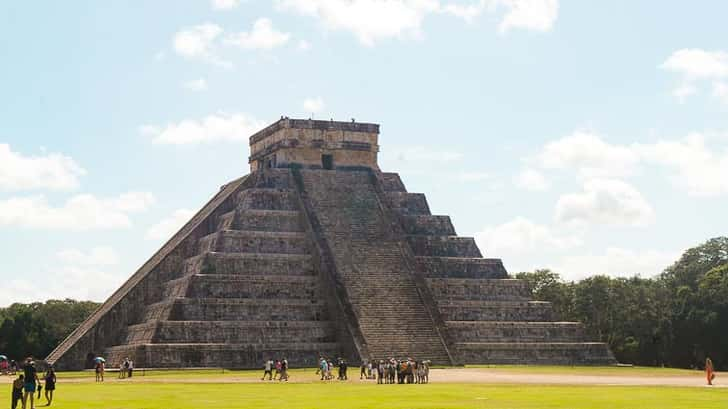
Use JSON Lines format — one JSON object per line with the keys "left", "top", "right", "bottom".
{"left": 102, "top": 169, "right": 342, "bottom": 368}
{"left": 296, "top": 169, "right": 453, "bottom": 364}
{"left": 377, "top": 172, "right": 616, "bottom": 365}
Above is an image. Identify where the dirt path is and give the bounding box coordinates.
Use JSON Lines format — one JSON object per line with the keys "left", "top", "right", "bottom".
{"left": 1, "top": 368, "right": 723, "bottom": 387}
{"left": 428, "top": 368, "right": 725, "bottom": 387}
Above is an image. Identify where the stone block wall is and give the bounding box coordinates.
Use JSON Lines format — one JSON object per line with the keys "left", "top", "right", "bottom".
{"left": 377, "top": 170, "right": 616, "bottom": 365}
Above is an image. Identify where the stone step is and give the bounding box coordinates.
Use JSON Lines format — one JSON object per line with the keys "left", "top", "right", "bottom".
{"left": 198, "top": 230, "right": 309, "bottom": 254}
{"left": 216, "top": 211, "right": 237, "bottom": 231}
{"left": 437, "top": 300, "right": 554, "bottom": 321}
{"left": 415, "top": 256, "right": 509, "bottom": 279}
{"left": 163, "top": 298, "right": 328, "bottom": 321}
{"left": 454, "top": 342, "right": 616, "bottom": 365}
{"left": 407, "top": 235, "right": 482, "bottom": 258}
{"left": 385, "top": 192, "right": 431, "bottom": 215}
{"left": 124, "top": 320, "right": 337, "bottom": 344}
{"left": 446, "top": 321, "right": 585, "bottom": 342}
{"left": 299, "top": 169, "right": 452, "bottom": 363}
{"left": 235, "top": 188, "right": 298, "bottom": 211}
{"left": 400, "top": 215, "right": 456, "bottom": 236}
{"left": 104, "top": 342, "right": 342, "bottom": 369}
{"left": 184, "top": 252, "right": 314, "bottom": 276}
{"left": 250, "top": 168, "right": 294, "bottom": 189}
{"left": 184, "top": 274, "right": 320, "bottom": 299}
{"left": 426, "top": 278, "right": 531, "bottom": 301}
{"left": 235, "top": 209, "right": 304, "bottom": 232}
{"left": 379, "top": 173, "right": 406, "bottom": 192}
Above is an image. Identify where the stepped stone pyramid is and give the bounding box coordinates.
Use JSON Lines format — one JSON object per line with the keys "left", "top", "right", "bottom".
{"left": 47, "top": 118, "right": 615, "bottom": 369}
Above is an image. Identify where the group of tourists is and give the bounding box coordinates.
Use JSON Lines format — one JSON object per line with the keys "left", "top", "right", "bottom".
{"left": 117, "top": 358, "right": 135, "bottom": 379}
{"left": 317, "top": 357, "right": 348, "bottom": 380}
{"left": 311, "top": 357, "right": 430, "bottom": 384}
{"left": 260, "top": 358, "right": 289, "bottom": 381}
{"left": 9, "top": 357, "right": 56, "bottom": 409}
{"left": 1, "top": 358, "right": 18, "bottom": 375}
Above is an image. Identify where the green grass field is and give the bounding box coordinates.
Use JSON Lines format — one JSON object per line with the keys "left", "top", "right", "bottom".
{"left": 1, "top": 367, "right": 725, "bottom": 409}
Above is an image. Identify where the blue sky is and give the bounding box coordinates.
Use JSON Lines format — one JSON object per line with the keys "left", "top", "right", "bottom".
{"left": 1, "top": 1, "right": 727, "bottom": 305}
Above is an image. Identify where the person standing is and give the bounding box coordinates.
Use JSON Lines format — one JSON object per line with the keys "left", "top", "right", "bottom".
{"left": 95, "top": 360, "right": 105, "bottom": 382}
{"left": 118, "top": 361, "right": 125, "bottom": 379}
{"left": 22, "top": 359, "right": 40, "bottom": 409}
{"left": 11, "top": 374, "right": 24, "bottom": 409}
{"left": 262, "top": 359, "right": 273, "bottom": 380}
{"left": 279, "top": 358, "right": 289, "bottom": 382}
{"left": 319, "top": 358, "right": 327, "bottom": 381}
{"left": 273, "top": 359, "right": 281, "bottom": 380}
{"left": 128, "top": 360, "right": 134, "bottom": 378}
{"left": 44, "top": 367, "right": 56, "bottom": 406}
{"left": 706, "top": 357, "right": 715, "bottom": 386}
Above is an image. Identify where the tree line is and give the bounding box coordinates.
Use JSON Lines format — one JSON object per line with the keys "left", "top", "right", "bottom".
{"left": 516, "top": 237, "right": 728, "bottom": 370}
{"left": 0, "top": 299, "right": 100, "bottom": 361}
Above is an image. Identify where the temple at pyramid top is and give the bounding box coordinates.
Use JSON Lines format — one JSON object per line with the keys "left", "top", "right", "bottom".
{"left": 248, "top": 117, "right": 380, "bottom": 172}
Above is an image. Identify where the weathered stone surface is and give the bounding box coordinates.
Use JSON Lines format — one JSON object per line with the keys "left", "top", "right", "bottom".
{"left": 415, "top": 257, "right": 509, "bottom": 279}
{"left": 455, "top": 342, "right": 615, "bottom": 365}
{"left": 407, "top": 235, "right": 482, "bottom": 258}
{"left": 48, "top": 118, "right": 614, "bottom": 370}
{"left": 401, "top": 215, "right": 456, "bottom": 236}
{"left": 385, "top": 192, "right": 430, "bottom": 215}
{"left": 427, "top": 278, "right": 531, "bottom": 301}
{"left": 446, "top": 321, "right": 585, "bottom": 342}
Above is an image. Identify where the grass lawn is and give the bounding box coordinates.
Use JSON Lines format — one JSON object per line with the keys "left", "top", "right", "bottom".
{"left": 1, "top": 366, "right": 727, "bottom": 409}
{"left": 1, "top": 382, "right": 726, "bottom": 409}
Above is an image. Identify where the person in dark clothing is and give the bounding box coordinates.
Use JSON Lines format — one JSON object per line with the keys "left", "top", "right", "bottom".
{"left": 22, "top": 358, "right": 41, "bottom": 409}
{"left": 11, "top": 374, "right": 24, "bottom": 409}
{"left": 44, "top": 367, "right": 57, "bottom": 406}
{"left": 338, "top": 359, "right": 348, "bottom": 380}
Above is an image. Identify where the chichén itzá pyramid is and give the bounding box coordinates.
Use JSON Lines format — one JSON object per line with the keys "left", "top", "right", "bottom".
{"left": 47, "top": 118, "right": 615, "bottom": 369}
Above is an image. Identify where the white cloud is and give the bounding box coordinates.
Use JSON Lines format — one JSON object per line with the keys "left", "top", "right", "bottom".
{"left": 634, "top": 133, "right": 728, "bottom": 196}
{"left": 3, "top": 246, "right": 125, "bottom": 305}
{"left": 303, "top": 96, "right": 325, "bottom": 113}
{"left": 390, "top": 146, "right": 464, "bottom": 163}
{"left": 5, "top": 265, "right": 127, "bottom": 304}
{"left": 0, "top": 144, "right": 86, "bottom": 192}
{"left": 211, "top": 0, "right": 240, "bottom": 10}
{"left": 536, "top": 130, "right": 639, "bottom": 178}
{"left": 457, "top": 171, "right": 491, "bottom": 182}
{"left": 182, "top": 78, "right": 208, "bottom": 91}
{"left": 441, "top": 2, "right": 487, "bottom": 22}
{"left": 714, "top": 81, "right": 728, "bottom": 104}
{"left": 497, "top": 0, "right": 559, "bottom": 33}
{"left": 555, "top": 179, "right": 654, "bottom": 227}
{"left": 56, "top": 246, "right": 119, "bottom": 266}
{"left": 514, "top": 168, "right": 549, "bottom": 191}
{"left": 660, "top": 48, "right": 728, "bottom": 103}
{"left": 0, "top": 192, "right": 155, "bottom": 230}
{"left": 277, "top": 0, "right": 438, "bottom": 46}
{"left": 297, "top": 39, "right": 312, "bottom": 51}
{"left": 671, "top": 82, "right": 697, "bottom": 103}
{"left": 173, "top": 23, "right": 231, "bottom": 68}
{"left": 224, "top": 18, "right": 291, "bottom": 50}
{"left": 554, "top": 247, "right": 680, "bottom": 280}
{"left": 661, "top": 49, "right": 728, "bottom": 79}
{"left": 532, "top": 130, "right": 728, "bottom": 196}
{"left": 277, "top": 0, "right": 558, "bottom": 44}
{"left": 474, "top": 216, "right": 582, "bottom": 259}
{"left": 146, "top": 209, "right": 196, "bottom": 241}
{"left": 141, "top": 112, "right": 266, "bottom": 145}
